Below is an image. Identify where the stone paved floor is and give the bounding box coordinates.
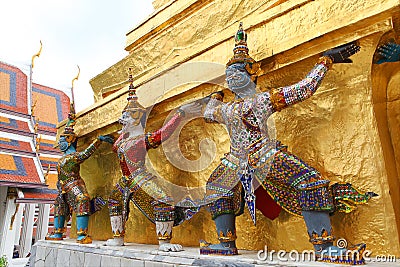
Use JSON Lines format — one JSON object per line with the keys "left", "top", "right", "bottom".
{"left": 9, "top": 258, "right": 28, "bottom": 267}
{"left": 23, "top": 238, "right": 400, "bottom": 267}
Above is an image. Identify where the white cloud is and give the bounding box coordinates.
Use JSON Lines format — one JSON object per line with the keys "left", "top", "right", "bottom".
{"left": 0, "top": 0, "right": 154, "bottom": 112}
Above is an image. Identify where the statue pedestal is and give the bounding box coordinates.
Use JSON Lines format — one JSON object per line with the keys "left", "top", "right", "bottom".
{"left": 26, "top": 239, "right": 399, "bottom": 267}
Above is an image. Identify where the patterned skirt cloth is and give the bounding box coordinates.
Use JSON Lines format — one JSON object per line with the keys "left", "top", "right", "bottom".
{"left": 207, "top": 142, "right": 375, "bottom": 218}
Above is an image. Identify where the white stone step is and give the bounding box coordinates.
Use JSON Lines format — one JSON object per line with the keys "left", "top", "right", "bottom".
{"left": 25, "top": 239, "right": 399, "bottom": 267}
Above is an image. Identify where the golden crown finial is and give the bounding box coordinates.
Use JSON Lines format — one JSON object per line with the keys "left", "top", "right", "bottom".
{"left": 127, "top": 68, "right": 137, "bottom": 100}
{"left": 122, "top": 68, "right": 146, "bottom": 123}
{"left": 226, "top": 23, "right": 262, "bottom": 79}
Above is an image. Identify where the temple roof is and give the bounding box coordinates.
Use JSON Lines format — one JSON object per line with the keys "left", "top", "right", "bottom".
{"left": 0, "top": 61, "right": 70, "bottom": 191}
{"left": 32, "top": 83, "right": 70, "bottom": 135}
{"left": 0, "top": 116, "right": 31, "bottom": 136}
{"left": 16, "top": 188, "right": 58, "bottom": 204}
{"left": 37, "top": 139, "right": 59, "bottom": 155}
{"left": 39, "top": 156, "right": 59, "bottom": 172}
{"left": 0, "top": 62, "right": 28, "bottom": 115}
{"left": 0, "top": 137, "right": 33, "bottom": 154}
{"left": 0, "top": 153, "right": 44, "bottom": 187}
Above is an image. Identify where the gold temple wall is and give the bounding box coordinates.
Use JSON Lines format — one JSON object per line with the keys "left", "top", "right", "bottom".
{"left": 61, "top": 0, "right": 400, "bottom": 255}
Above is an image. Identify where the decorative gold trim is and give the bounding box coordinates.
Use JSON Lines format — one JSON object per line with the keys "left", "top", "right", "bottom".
{"left": 218, "top": 230, "right": 237, "bottom": 242}
{"left": 113, "top": 229, "right": 125, "bottom": 238}
{"left": 45, "top": 235, "right": 63, "bottom": 241}
{"left": 309, "top": 229, "right": 335, "bottom": 245}
{"left": 200, "top": 240, "right": 211, "bottom": 247}
{"left": 157, "top": 231, "right": 172, "bottom": 240}
{"left": 318, "top": 56, "right": 333, "bottom": 69}
{"left": 76, "top": 235, "right": 92, "bottom": 244}
{"left": 77, "top": 228, "right": 88, "bottom": 236}
{"left": 269, "top": 88, "right": 287, "bottom": 112}
{"left": 55, "top": 227, "right": 66, "bottom": 234}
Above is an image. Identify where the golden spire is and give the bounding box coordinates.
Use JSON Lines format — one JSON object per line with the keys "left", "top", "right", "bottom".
{"left": 31, "top": 40, "right": 43, "bottom": 68}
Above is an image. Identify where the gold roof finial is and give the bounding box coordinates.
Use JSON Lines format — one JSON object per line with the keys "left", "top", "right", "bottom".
{"left": 44, "top": 164, "right": 50, "bottom": 184}
{"left": 71, "top": 65, "right": 80, "bottom": 109}
{"left": 34, "top": 118, "right": 40, "bottom": 134}
{"left": 31, "top": 40, "right": 43, "bottom": 68}
{"left": 31, "top": 99, "right": 38, "bottom": 117}
{"left": 35, "top": 134, "right": 41, "bottom": 151}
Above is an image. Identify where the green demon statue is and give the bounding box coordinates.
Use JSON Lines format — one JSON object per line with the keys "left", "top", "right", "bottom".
{"left": 46, "top": 104, "right": 113, "bottom": 244}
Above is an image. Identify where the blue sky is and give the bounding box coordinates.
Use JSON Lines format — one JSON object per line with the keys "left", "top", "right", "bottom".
{"left": 0, "top": 0, "right": 154, "bottom": 111}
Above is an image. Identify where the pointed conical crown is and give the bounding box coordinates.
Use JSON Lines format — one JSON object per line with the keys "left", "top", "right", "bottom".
{"left": 122, "top": 69, "right": 146, "bottom": 123}
{"left": 56, "top": 102, "right": 77, "bottom": 147}
{"left": 62, "top": 103, "right": 76, "bottom": 136}
{"left": 226, "top": 22, "right": 261, "bottom": 76}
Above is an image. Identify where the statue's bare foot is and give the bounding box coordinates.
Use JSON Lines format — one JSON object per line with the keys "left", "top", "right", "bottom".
{"left": 105, "top": 237, "right": 124, "bottom": 246}
{"left": 159, "top": 243, "right": 183, "bottom": 252}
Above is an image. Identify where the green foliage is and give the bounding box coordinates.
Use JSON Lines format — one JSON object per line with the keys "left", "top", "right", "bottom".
{"left": 0, "top": 255, "right": 8, "bottom": 267}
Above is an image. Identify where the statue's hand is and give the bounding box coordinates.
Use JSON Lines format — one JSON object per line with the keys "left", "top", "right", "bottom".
{"left": 323, "top": 41, "right": 360, "bottom": 63}
{"left": 179, "top": 102, "right": 203, "bottom": 116}
{"left": 376, "top": 42, "right": 400, "bottom": 64}
{"left": 98, "top": 135, "right": 114, "bottom": 144}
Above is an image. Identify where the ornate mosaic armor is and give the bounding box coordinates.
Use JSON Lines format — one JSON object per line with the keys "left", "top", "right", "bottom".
{"left": 54, "top": 138, "right": 102, "bottom": 218}
{"left": 46, "top": 103, "right": 109, "bottom": 244}
{"left": 108, "top": 110, "right": 194, "bottom": 240}
{"left": 200, "top": 24, "right": 374, "bottom": 263}
{"left": 204, "top": 59, "right": 370, "bottom": 222}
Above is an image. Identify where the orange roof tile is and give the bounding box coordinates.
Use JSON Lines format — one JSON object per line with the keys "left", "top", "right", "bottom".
{"left": 0, "top": 138, "right": 33, "bottom": 153}
{"left": 0, "top": 153, "right": 42, "bottom": 186}
{"left": 0, "top": 62, "right": 28, "bottom": 114}
{"left": 32, "top": 83, "right": 70, "bottom": 134}
{"left": 0, "top": 116, "right": 31, "bottom": 134}
{"left": 16, "top": 188, "right": 57, "bottom": 204}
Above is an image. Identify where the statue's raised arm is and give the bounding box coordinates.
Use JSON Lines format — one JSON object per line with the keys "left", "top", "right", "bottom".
{"left": 268, "top": 42, "right": 360, "bottom": 111}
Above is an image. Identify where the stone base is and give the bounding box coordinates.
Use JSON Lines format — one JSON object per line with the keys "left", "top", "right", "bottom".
{"left": 26, "top": 239, "right": 399, "bottom": 267}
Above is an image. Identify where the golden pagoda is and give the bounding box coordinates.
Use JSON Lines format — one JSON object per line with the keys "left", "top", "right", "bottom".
{"left": 59, "top": 0, "right": 400, "bottom": 256}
